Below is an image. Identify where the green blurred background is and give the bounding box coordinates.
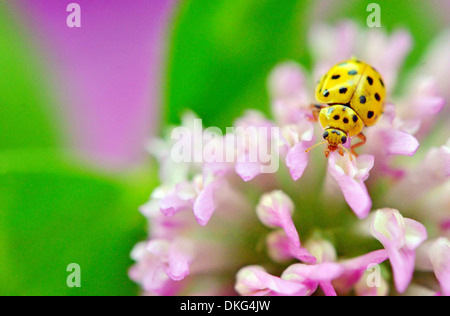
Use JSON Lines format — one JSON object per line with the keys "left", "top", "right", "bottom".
{"left": 0, "top": 0, "right": 447, "bottom": 295}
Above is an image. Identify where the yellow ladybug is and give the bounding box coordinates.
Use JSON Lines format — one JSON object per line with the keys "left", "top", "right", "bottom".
{"left": 306, "top": 58, "right": 386, "bottom": 158}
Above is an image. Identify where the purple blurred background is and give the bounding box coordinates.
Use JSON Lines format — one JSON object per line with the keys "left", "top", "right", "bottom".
{"left": 16, "top": 0, "right": 177, "bottom": 169}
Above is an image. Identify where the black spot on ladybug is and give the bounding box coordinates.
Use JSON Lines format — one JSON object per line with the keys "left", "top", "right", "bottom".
{"left": 341, "top": 135, "right": 347, "bottom": 144}
{"left": 348, "top": 70, "right": 358, "bottom": 75}
{"left": 323, "top": 89, "right": 330, "bottom": 97}
{"left": 333, "top": 115, "right": 340, "bottom": 120}
{"left": 360, "top": 96, "right": 367, "bottom": 104}
{"left": 339, "top": 87, "right": 347, "bottom": 94}
{"left": 343, "top": 118, "right": 349, "bottom": 124}
{"left": 332, "top": 75, "right": 340, "bottom": 80}
{"left": 375, "top": 93, "right": 381, "bottom": 101}
{"left": 367, "top": 76, "right": 373, "bottom": 85}
{"left": 367, "top": 111, "right": 374, "bottom": 119}
{"left": 323, "top": 131, "right": 329, "bottom": 139}
{"left": 379, "top": 78, "right": 384, "bottom": 87}
{"left": 352, "top": 115, "right": 358, "bottom": 122}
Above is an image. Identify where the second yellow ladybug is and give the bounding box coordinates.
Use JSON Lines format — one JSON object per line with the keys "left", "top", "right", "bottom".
{"left": 306, "top": 58, "right": 386, "bottom": 158}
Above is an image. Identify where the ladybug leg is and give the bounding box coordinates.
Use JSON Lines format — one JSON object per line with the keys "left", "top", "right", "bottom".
{"left": 324, "top": 147, "right": 330, "bottom": 158}
{"left": 338, "top": 147, "right": 344, "bottom": 156}
{"left": 350, "top": 133, "right": 366, "bottom": 157}
{"left": 308, "top": 104, "right": 325, "bottom": 122}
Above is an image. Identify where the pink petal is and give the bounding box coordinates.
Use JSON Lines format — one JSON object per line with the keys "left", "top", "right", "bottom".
{"left": 283, "top": 262, "right": 344, "bottom": 282}
{"left": 290, "top": 246, "right": 317, "bottom": 264}
{"left": 235, "top": 266, "right": 306, "bottom": 296}
{"left": 414, "top": 95, "right": 445, "bottom": 116}
{"left": 319, "top": 281, "right": 337, "bottom": 296}
{"left": 159, "top": 193, "right": 191, "bottom": 217}
{"left": 268, "top": 62, "right": 307, "bottom": 99}
{"left": 382, "top": 129, "right": 419, "bottom": 156}
{"left": 286, "top": 141, "right": 312, "bottom": 181}
{"left": 147, "top": 239, "right": 170, "bottom": 258}
{"left": 404, "top": 218, "right": 428, "bottom": 250}
{"left": 387, "top": 247, "right": 416, "bottom": 294}
{"left": 281, "top": 263, "right": 344, "bottom": 296}
{"left": 370, "top": 209, "right": 427, "bottom": 293}
{"left": 266, "top": 230, "right": 316, "bottom": 263}
{"left": 340, "top": 249, "right": 389, "bottom": 271}
{"left": 428, "top": 238, "right": 450, "bottom": 296}
{"left": 328, "top": 154, "right": 372, "bottom": 219}
{"left": 166, "top": 239, "right": 194, "bottom": 281}
{"left": 235, "top": 160, "right": 261, "bottom": 182}
{"left": 333, "top": 250, "right": 388, "bottom": 294}
{"left": 142, "top": 264, "right": 171, "bottom": 295}
{"left": 193, "top": 179, "right": 219, "bottom": 226}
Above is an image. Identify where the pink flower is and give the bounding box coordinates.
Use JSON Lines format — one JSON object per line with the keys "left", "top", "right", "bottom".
{"left": 370, "top": 208, "right": 428, "bottom": 293}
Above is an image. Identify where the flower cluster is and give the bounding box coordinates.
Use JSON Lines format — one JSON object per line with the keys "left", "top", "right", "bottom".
{"left": 130, "top": 21, "right": 450, "bottom": 296}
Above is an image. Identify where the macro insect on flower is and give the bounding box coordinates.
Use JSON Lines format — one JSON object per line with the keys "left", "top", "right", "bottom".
{"left": 130, "top": 20, "right": 450, "bottom": 297}
{"left": 306, "top": 58, "right": 386, "bottom": 159}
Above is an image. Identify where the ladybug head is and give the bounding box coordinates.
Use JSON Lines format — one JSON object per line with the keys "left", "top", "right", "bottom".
{"left": 323, "top": 128, "right": 347, "bottom": 147}
{"left": 322, "top": 128, "right": 350, "bottom": 158}
{"left": 305, "top": 128, "right": 352, "bottom": 159}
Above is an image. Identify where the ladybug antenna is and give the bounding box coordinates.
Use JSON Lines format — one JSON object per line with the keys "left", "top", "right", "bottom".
{"left": 305, "top": 141, "right": 328, "bottom": 154}
{"left": 338, "top": 144, "right": 354, "bottom": 161}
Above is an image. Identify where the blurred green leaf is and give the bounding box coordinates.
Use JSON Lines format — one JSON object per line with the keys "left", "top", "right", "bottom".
{"left": 0, "top": 3, "right": 60, "bottom": 149}
{"left": 164, "top": 0, "right": 313, "bottom": 129}
{"left": 0, "top": 149, "right": 155, "bottom": 296}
